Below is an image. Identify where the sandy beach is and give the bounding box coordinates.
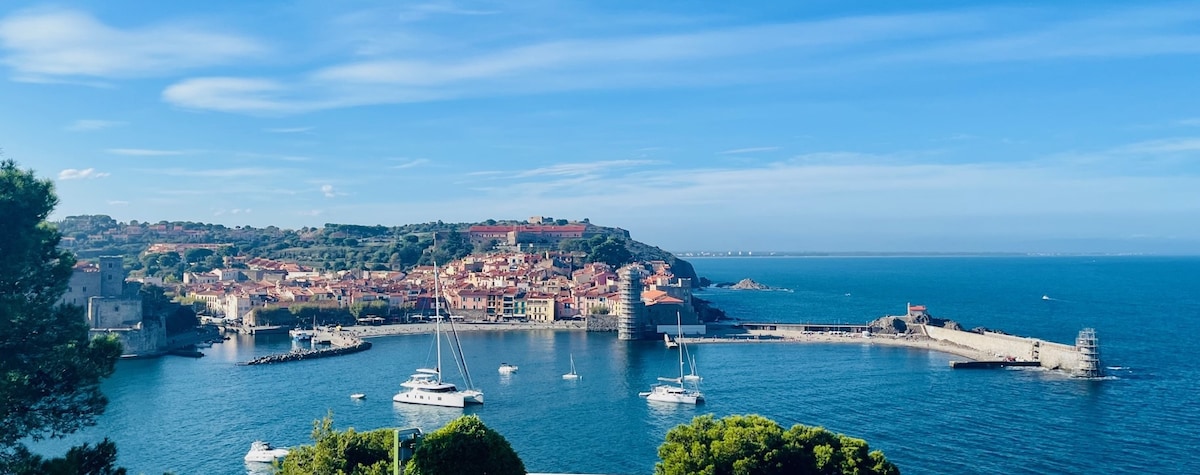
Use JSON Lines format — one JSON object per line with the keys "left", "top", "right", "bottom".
{"left": 336, "top": 320, "right": 989, "bottom": 362}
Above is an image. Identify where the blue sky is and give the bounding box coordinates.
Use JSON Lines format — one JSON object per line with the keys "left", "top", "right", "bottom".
{"left": 1, "top": 1, "right": 1199, "bottom": 253}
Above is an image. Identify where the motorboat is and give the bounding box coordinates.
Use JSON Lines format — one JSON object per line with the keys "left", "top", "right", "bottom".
{"left": 350, "top": 393, "right": 365, "bottom": 400}
{"left": 393, "top": 249, "right": 484, "bottom": 408}
{"left": 1042, "top": 295, "right": 1051, "bottom": 301}
{"left": 244, "top": 440, "right": 288, "bottom": 463}
{"left": 498, "top": 363, "right": 519, "bottom": 374}
{"left": 289, "top": 329, "right": 314, "bottom": 341}
{"left": 562, "top": 354, "right": 580, "bottom": 380}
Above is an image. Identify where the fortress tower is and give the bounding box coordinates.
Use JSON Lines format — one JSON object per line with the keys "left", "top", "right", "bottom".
{"left": 99, "top": 255, "right": 124, "bottom": 297}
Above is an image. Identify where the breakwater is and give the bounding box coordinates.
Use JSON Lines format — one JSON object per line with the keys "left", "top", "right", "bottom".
{"left": 921, "top": 324, "right": 1081, "bottom": 371}
{"left": 242, "top": 331, "right": 371, "bottom": 365}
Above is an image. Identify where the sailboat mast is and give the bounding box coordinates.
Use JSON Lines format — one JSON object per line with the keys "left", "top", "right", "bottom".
{"left": 433, "top": 243, "right": 443, "bottom": 384}
{"left": 676, "top": 312, "right": 684, "bottom": 387}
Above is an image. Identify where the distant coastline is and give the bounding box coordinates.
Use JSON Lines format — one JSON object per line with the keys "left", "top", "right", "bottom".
{"left": 676, "top": 252, "right": 1153, "bottom": 258}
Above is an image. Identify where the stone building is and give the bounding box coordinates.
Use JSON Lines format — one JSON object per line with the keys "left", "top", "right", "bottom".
{"left": 62, "top": 256, "right": 165, "bottom": 357}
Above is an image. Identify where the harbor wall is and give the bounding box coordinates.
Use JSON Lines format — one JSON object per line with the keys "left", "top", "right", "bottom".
{"left": 922, "top": 325, "right": 1080, "bottom": 370}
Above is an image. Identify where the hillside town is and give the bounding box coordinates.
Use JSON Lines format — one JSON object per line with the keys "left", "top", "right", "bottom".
{"left": 59, "top": 217, "right": 708, "bottom": 357}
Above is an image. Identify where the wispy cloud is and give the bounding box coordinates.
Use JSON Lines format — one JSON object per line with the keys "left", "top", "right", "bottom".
{"left": 106, "top": 200, "right": 129, "bottom": 205}
{"left": 390, "top": 158, "right": 430, "bottom": 169}
{"left": 1114, "top": 138, "right": 1200, "bottom": 154}
{"left": 66, "top": 119, "right": 125, "bottom": 131}
{"left": 515, "top": 160, "right": 657, "bottom": 178}
{"left": 58, "top": 168, "right": 110, "bottom": 180}
{"left": 1176, "top": 118, "right": 1200, "bottom": 127}
{"left": 320, "top": 184, "right": 350, "bottom": 198}
{"left": 107, "top": 148, "right": 190, "bottom": 156}
{"left": 146, "top": 167, "right": 276, "bottom": 178}
{"left": 160, "top": 5, "right": 1200, "bottom": 114}
{"left": 718, "top": 147, "right": 780, "bottom": 155}
{"left": 264, "top": 126, "right": 314, "bottom": 133}
{"left": 0, "top": 8, "right": 266, "bottom": 81}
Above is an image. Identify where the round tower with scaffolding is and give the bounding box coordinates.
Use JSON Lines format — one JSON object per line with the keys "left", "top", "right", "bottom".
{"left": 1075, "top": 328, "right": 1103, "bottom": 378}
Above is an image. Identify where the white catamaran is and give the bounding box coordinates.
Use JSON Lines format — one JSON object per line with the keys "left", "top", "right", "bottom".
{"left": 641, "top": 312, "right": 704, "bottom": 404}
{"left": 393, "top": 258, "right": 483, "bottom": 408}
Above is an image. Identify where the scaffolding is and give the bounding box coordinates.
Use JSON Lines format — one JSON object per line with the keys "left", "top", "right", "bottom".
{"left": 1075, "top": 328, "right": 1102, "bottom": 378}
{"left": 617, "top": 266, "right": 646, "bottom": 341}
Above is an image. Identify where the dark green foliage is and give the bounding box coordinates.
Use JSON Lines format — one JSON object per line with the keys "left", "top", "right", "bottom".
{"left": 280, "top": 413, "right": 396, "bottom": 475}
{"left": 0, "top": 160, "right": 123, "bottom": 470}
{"left": 136, "top": 284, "right": 197, "bottom": 335}
{"left": 655, "top": 414, "right": 899, "bottom": 475}
{"left": 405, "top": 415, "right": 525, "bottom": 475}
{"left": 183, "top": 247, "right": 213, "bottom": 264}
{"left": 6, "top": 438, "right": 126, "bottom": 475}
{"left": 587, "top": 237, "right": 633, "bottom": 268}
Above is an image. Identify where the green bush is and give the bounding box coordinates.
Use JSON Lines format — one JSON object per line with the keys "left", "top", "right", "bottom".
{"left": 656, "top": 414, "right": 899, "bottom": 475}
{"left": 405, "top": 415, "right": 525, "bottom": 475}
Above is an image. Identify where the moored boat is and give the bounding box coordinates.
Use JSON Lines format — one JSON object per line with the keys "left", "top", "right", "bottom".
{"left": 244, "top": 440, "right": 288, "bottom": 463}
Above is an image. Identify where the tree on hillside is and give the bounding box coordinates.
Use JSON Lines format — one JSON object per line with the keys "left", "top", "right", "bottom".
{"left": 405, "top": 415, "right": 525, "bottom": 475}
{"left": 655, "top": 414, "right": 899, "bottom": 475}
{"left": 587, "top": 236, "right": 633, "bottom": 268}
{"left": 183, "top": 247, "right": 213, "bottom": 264}
{"left": 0, "top": 160, "right": 124, "bottom": 472}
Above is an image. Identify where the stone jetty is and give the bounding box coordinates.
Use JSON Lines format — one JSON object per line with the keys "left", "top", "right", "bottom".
{"left": 242, "top": 330, "right": 371, "bottom": 365}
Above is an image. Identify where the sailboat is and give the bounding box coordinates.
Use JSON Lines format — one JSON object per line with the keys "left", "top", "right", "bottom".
{"left": 393, "top": 256, "right": 483, "bottom": 408}
{"left": 683, "top": 353, "right": 701, "bottom": 383}
{"left": 562, "top": 354, "right": 580, "bottom": 380}
{"left": 640, "top": 312, "right": 704, "bottom": 404}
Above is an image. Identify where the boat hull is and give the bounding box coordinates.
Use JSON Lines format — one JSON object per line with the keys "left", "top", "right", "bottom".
{"left": 393, "top": 389, "right": 483, "bottom": 408}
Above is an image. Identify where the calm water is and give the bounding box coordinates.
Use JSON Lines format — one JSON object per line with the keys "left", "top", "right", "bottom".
{"left": 36, "top": 256, "right": 1200, "bottom": 474}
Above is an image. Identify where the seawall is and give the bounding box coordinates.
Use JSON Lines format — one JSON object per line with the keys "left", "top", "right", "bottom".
{"left": 921, "top": 324, "right": 1080, "bottom": 370}
{"left": 242, "top": 330, "right": 371, "bottom": 365}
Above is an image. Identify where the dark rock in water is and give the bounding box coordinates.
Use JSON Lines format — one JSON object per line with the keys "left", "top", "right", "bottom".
{"left": 728, "top": 278, "right": 772, "bottom": 290}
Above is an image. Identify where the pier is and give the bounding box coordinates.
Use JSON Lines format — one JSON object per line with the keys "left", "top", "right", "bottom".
{"left": 242, "top": 329, "right": 371, "bottom": 365}
{"left": 949, "top": 360, "right": 1041, "bottom": 369}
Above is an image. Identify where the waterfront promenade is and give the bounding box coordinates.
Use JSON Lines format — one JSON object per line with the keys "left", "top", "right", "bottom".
{"left": 341, "top": 320, "right": 587, "bottom": 338}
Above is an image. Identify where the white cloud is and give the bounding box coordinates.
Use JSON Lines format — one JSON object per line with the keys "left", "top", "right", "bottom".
{"left": 321, "top": 184, "right": 344, "bottom": 198}
{"left": 107, "top": 148, "right": 189, "bottom": 156}
{"left": 1114, "top": 138, "right": 1200, "bottom": 154}
{"left": 390, "top": 158, "right": 430, "bottom": 169}
{"left": 515, "top": 160, "right": 657, "bottom": 178}
{"left": 0, "top": 8, "right": 265, "bottom": 80}
{"left": 106, "top": 200, "right": 129, "bottom": 206}
{"left": 146, "top": 167, "right": 276, "bottom": 178}
{"left": 58, "top": 168, "right": 110, "bottom": 180}
{"left": 264, "top": 126, "right": 313, "bottom": 133}
{"left": 160, "top": 5, "right": 1200, "bottom": 114}
{"left": 66, "top": 119, "right": 125, "bottom": 131}
{"left": 718, "top": 147, "right": 780, "bottom": 155}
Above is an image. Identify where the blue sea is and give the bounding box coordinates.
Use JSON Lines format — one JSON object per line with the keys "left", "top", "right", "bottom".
{"left": 34, "top": 256, "right": 1200, "bottom": 474}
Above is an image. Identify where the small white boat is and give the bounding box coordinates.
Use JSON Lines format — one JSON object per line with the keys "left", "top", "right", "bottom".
{"left": 244, "top": 440, "right": 288, "bottom": 463}
{"left": 562, "top": 354, "right": 580, "bottom": 380}
{"left": 498, "top": 363, "right": 518, "bottom": 374}
{"left": 664, "top": 333, "right": 678, "bottom": 348}
{"left": 350, "top": 393, "right": 365, "bottom": 400}
{"left": 1042, "top": 295, "right": 1051, "bottom": 301}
